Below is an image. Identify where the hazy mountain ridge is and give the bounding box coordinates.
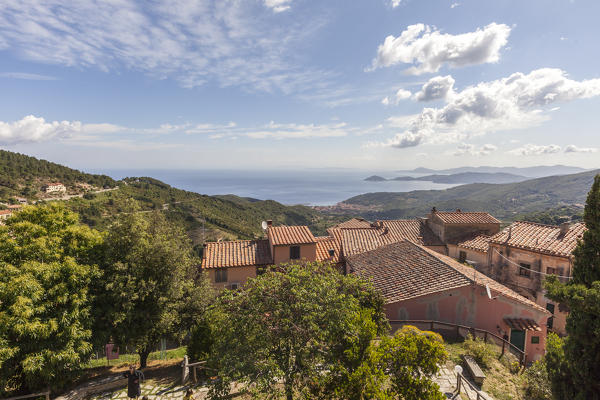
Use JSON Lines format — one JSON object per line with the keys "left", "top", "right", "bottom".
{"left": 365, "top": 172, "right": 529, "bottom": 184}
{"left": 400, "top": 165, "right": 587, "bottom": 178}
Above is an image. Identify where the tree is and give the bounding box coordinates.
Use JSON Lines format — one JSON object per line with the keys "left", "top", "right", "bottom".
{"left": 207, "top": 262, "right": 388, "bottom": 400}
{"left": 95, "top": 208, "right": 212, "bottom": 368}
{"left": 545, "top": 174, "right": 600, "bottom": 399}
{"left": 0, "top": 204, "right": 103, "bottom": 393}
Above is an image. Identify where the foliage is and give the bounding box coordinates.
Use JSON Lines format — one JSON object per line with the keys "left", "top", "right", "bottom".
{"left": 378, "top": 326, "right": 447, "bottom": 400}
{"left": 330, "top": 169, "right": 599, "bottom": 222}
{"left": 206, "top": 263, "right": 388, "bottom": 400}
{"left": 545, "top": 174, "right": 600, "bottom": 399}
{"left": 516, "top": 205, "right": 583, "bottom": 226}
{"left": 0, "top": 204, "right": 103, "bottom": 393}
{"left": 0, "top": 149, "right": 116, "bottom": 200}
{"left": 523, "top": 359, "right": 552, "bottom": 400}
{"left": 93, "top": 208, "right": 213, "bottom": 368}
{"left": 462, "top": 334, "right": 496, "bottom": 369}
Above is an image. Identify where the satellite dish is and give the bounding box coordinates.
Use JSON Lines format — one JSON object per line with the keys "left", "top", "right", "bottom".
{"left": 261, "top": 221, "right": 268, "bottom": 230}
{"left": 485, "top": 284, "right": 493, "bottom": 300}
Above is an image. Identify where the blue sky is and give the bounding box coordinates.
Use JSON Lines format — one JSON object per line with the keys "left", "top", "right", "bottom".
{"left": 1, "top": 0, "right": 599, "bottom": 171}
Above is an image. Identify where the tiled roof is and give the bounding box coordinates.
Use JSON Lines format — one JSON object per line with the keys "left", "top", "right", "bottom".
{"left": 378, "top": 219, "right": 445, "bottom": 247}
{"left": 504, "top": 318, "right": 541, "bottom": 332}
{"left": 0, "top": 210, "right": 11, "bottom": 215}
{"left": 268, "top": 225, "right": 317, "bottom": 245}
{"left": 490, "top": 221, "right": 586, "bottom": 258}
{"left": 347, "top": 241, "right": 547, "bottom": 313}
{"left": 315, "top": 236, "right": 342, "bottom": 263}
{"left": 456, "top": 234, "right": 491, "bottom": 253}
{"left": 334, "top": 218, "right": 373, "bottom": 229}
{"left": 433, "top": 211, "right": 500, "bottom": 224}
{"left": 202, "top": 239, "right": 272, "bottom": 269}
{"left": 341, "top": 228, "right": 397, "bottom": 257}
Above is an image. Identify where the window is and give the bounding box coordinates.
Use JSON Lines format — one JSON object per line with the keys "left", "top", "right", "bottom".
{"left": 546, "top": 302, "right": 555, "bottom": 314}
{"left": 531, "top": 336, "right": 540, "bottom": 344}
{"left": 547, "top": 267, "right": 556, "bottom": 275}
{"left": 458, "top": 251, "right": 467, "bottom": 263}
{"left": 290, "top": 245, "right": 301, "bottom": 260}
{"left": 547, "top": 316, "right": 554, "bottom": 330}
{"left": 519, "top": 263, "right": 531, "bottom": 278}
{"left": 215, "top": 268, "right": 228, "bottom": 283}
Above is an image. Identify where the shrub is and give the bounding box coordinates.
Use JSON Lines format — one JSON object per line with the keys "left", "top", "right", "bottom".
{"left": 463, "top": 334, "right": 496, "bottom": 369}
{"left": 523, "top": 359, "right": 552, "bottom": 400}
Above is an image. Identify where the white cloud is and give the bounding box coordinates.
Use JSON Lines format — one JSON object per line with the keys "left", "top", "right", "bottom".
{"left": 0, "top": 72, "right": 57, "bottom": 80}
{"left": 0, "top": 115, "right": 82, "bottom": 144}
{"left": 246, "top": 121, "right": 349, "bottom": 139}
{"left": 390, "top": 0, "right": 403, "bottom": 7}
{"left": 564, "top": 144, "right": 598, "bottom": 153}
{"left": 264, "top": 0, "right": 292, "bottom": 12}
{"left": 413, "top": 75, "right": 455, "bottom": 101}
{"left": 453, "top": 143, "right": 497, "bottom": 156}
{"left": 508, "top": 144, "right": 561, "bottom": 156}
{"left": 375, "top": 68, "right": 600, "bottom": 148}
{"left": 381, "top": 97, "right": 391, "bottom": 106}
{"left": 0, "top": 0, "right": 326, "bottom": 93}
{"left": 382, "top": 88, "right": 412, "bottom": 105}
{"left": 370, "top": 23, "right": 511, "bottom": 74}
{"left": 450, "top": 2, "right": 461, "bottom": 8}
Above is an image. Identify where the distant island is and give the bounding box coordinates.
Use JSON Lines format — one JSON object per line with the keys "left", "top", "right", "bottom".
{"left": 364, "top": 172, "right": 530, "bottom": 185}
{"left": 397, "top": 165, "right": 587, "bottom": 178}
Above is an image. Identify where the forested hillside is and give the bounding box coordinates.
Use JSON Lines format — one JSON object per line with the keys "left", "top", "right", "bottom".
{"left": 327, "top": 169, "right": 599, "bottom": 222}
{"left": 0, "top": 150, "right": 116, "bottom": 199}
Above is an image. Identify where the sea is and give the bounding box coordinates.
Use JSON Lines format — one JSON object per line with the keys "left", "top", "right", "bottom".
{"left": 97, "top": 169, "right": 457, "bottom": 206}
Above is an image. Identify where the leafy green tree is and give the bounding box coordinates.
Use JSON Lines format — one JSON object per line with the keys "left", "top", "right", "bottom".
{"left": 95, "top": 208, "right": 212, "bottom": 368}
{"left": 207, "top": 262, "right": 388, "bottom": 400}
{"left": 545, "top": 174, "right": 600, "bottom": 399}
{"left": 0, "top": 204, "right": 103, "bottom": 393}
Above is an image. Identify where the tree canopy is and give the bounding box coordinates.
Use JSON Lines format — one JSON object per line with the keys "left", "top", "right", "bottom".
{"left": 545, "top": 174, "right": 600, "bottom": 399}
{"left": 94, "top": 208, "right": 213, "bottom": 368}
{"left": 0, "top": 204, "right": 103, "bottom": 393}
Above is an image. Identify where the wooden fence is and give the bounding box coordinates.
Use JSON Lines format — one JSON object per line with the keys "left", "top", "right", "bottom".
{"left": 389, "top": 319, "right": 526, "bottom": 365}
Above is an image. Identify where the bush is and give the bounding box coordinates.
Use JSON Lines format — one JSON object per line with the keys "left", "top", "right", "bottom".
{"left": 463, "top": 334, "right": 496, "bottom": 369}
{"left": 523, "top": 359, "right": 552, "bottom": 400}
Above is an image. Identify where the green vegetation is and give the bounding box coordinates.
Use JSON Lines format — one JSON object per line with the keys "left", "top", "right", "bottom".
{"left": 516, "top": 205, "right": 584, "bottom": 225}
{"left": 0, "top": 150, "right": 116, "bottom": 200}
{"left": 335, "top": 170, "right": 599, "bottom": 222}
{"left": 0, "top": 204, "right": 103, "bottom": 393}
{"left": 85, "top": 346, "right": 187, "bottom": 369}
{"left": 65, "top": 177, "right": 342, "bottom": 243}
{"left": 545, "top": 174, "right": 600, "bottom": 399}
{"left": 203, "top": 262, "right": 445, "bottom": 400}
{"left": 93, "top": 208, "right": 213, "bottom": 368}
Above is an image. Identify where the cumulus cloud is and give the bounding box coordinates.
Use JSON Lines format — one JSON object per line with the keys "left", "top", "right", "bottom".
{"left": 0, "top": 0, "right": 326, "bottom": 93}
{"left": 508, "top": 144, "right": 561, "bottom": 156}
{"left": 382, "top": 88, "right": 412, "bottom": 105}
{"left": 413, "top": 75, "right": 455, "bottom": 101}
{"left": 0, "top": 115, "right": 83, "bottom": 144}
{"left": 370, "top": 23, "right": 511, "bottom": 74}
{"left": 264, "top": 0, "right": 292, "bottom": 12}
{"left": 454, "top": 143, "right": 497, "bottom": 156}
{"left": 564, "top": 144, "right": 598, "bottom": 153}
{"left": 375, "top": 68, "right": 600, "bottom": 149}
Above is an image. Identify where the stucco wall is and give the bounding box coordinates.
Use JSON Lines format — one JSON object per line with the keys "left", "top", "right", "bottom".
{"left": 207, "top": 266, "right": 257, "bottom": 289}
{"left": 489, "top": 244, "right": 571, "bottom": 335}
{"left": 272, "top": 243, "right": 317, "bottom": 264}
{"left": 448, "top": 244, "right": 489, "bottom": 267}
{"left": 385, "top": 284, "right": 547, "bottom": 364}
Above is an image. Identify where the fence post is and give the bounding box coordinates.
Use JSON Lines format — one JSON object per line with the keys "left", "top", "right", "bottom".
{"left": 182, "top": 355, "right": 189, "bottom": 383}
{"left": 456, "top": 324, "right": 460, "bottom": 339}
{"left": 484, "top": 331, "right": 488, "bottom": 343}
{"left": 430, "top": 321, "right": 434, "bottom": 331}
{"left": 501, "top": 340, "right": 505, "bottom": 356}
{"left": 456, "top": 373, "right": 461, "bottom": 393}
{"left": 45, "top": 392, "right": 50, "bottom": 400}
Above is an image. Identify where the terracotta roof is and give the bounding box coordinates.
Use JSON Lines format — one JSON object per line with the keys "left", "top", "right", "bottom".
{"left": 456, "top": 234, "right": 491, "bottom": 253}
{"left": 378, "top": 219, "right": 445, "bottom": 247}
{"left": 268, "top": 225, "right": 316, "bottom": 245}
{"left": 347, "top": 241, "right": 547, "bottom": 313}
{"left": 490, "top": 221, "right": 586, "bottom": 258}
{"left": 315, "top": 236, "right": 342, "bottom": 263}
{"left": 334, "top": 218, "right": 373, "bottom": 229}
{"left": 504, "top": 318, "right": 541, "bottom": 332}
{"left": 433, "top": 211, "right": 500, "bottom": 224}
{"left": 202, "top": 239, "right": 272, "bottom": 269}
{"left": 341, "top": 228, "right": 397, "bottom": 257}
{"left": 0, "top": 210, "right": 11, "bottom": 215}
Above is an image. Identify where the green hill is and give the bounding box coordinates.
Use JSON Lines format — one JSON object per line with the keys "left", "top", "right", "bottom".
{"left": 0, "top": 150, "right": 116, "bottom": 200}
{"left": 331, "top": 169, "right": 599, "bottom": 222}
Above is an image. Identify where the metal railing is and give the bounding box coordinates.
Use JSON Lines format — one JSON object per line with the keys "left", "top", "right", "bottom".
{"left": 456, "top": 372, "right": 487, "bottom": 400}
{"left": 389, "top": 320, "right": 526, "bottom": 365}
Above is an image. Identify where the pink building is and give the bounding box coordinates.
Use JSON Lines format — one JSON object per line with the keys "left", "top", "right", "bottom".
{"left": 346, "top": 241, "right": 550, "bottom": 364}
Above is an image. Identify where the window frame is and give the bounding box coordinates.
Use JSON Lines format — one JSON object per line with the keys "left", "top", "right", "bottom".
{"left": 518, "top": 263, "right": 531, "bottom": 278}
{"left": 289, "top": 245, "right": 301, "bottom": 260}
{"left": 215, "top": 268, "right": 228, "bottom": 283}
{"left": 458, "top": 250, "right": 467, "bottom": 263}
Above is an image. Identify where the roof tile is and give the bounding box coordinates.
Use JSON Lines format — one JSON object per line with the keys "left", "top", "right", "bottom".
{"left": 433, "top": 211, "right": 500, "bottom": 224}
{"left": 202, "top": 239, "right": 272, "bottom": 269}
{"left": 269, "top": 225, "right": 317, "bottom": 245}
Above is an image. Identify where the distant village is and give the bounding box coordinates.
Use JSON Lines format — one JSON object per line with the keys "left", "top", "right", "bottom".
{"left": 203, "top": 208, "right": 585, "bottom": 365}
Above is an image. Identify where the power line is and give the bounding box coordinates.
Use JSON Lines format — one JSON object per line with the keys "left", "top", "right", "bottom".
{"left": 492, "top": 248, "right": 572, "bottom": 280}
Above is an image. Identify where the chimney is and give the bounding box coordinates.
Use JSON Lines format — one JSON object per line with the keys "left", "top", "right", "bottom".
{"left": 507, "top": 226, "right": 512, "bottom": 241}
{"left": 431, "top": 207, "right": 437, "bottom": 213}
{"left": 266, "top": 220, "right": 273, "bottom": 227}
{"left": 456, "top": 208, "right": 461, "bottom": 212}
{"left": 560, "top": 222, "right": 570, "bottom": 236}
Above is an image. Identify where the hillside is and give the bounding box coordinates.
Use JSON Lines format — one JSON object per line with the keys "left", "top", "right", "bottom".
{"left": 391, "top": 172, "right": 528, "bottom": 184}
{"left": 323, "top": 169, "right": 599, "bottom": 222}
{"left": 0, "top": 150, "right": 116, "bottom": 200}
{"left": 401, "top": 165, "right": 587, "bottom": 178}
